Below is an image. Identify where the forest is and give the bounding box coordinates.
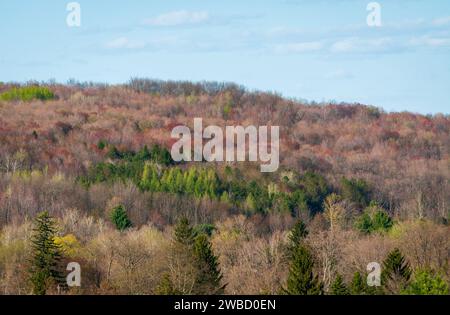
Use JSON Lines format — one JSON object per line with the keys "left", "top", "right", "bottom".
{"left": 0, "top": 79, "right": 448, "bottom": 295}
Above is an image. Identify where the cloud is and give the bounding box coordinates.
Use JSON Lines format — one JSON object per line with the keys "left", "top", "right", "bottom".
{"left": 275, "top": 41, "right": 324, "bottom": 53}
{"left": 330, "top": 37, "right": 394, "bottom": 53}
{"left": 143, "top": 10, "right": 209, "bottom": 26}
{"left": 105, "top": 37, "right": 146, "bottom": 49}
{"left": 432, "top": 16, "right": 450, "bottom": 26}
{"left": 409, "top": 36, "right": 450, "bottom": 47}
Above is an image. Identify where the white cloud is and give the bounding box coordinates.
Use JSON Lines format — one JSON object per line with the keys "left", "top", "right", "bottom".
{"left": 432, "top": 16, "right": 450, "bottom": 26}
{"left": 143, "top": 10, "right": 209, "bottom": 26}
{"left": 106, "top": 37, "right": 146, "bottom": 49}
{"left": 330, "top": 37, "right": 393, "bottom": 53}
{"left": 275, "top": 41, "right": 323, "bottom": 53}
{"left": 409, "top": 36, "right": 450, "bottom": 47}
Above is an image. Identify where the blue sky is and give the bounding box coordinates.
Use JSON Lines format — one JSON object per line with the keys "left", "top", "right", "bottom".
{"left": 1, "top": 0, "right": 450, "bottom": 114}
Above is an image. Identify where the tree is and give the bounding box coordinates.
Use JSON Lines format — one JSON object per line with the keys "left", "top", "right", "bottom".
{"left": 29, "top": 211, "right": 65, "bottom": 295}
{"left": 331, "top": 274, "right": 350, "bottom": 295}
{"left": 169, "top": 217, "right": 224, "bottom": 295}
{"left": 174, "top": 217, "right": 195, "bottom": 246}
{"left": 402, "top": 270, "right": 449, "bottom": 295}
{"left": 193, "top": 233, "right": 225, "bottom": 294}
{"left": 355, "top": 203, "right": 393, "bottom": 234}
{"left": 382, "top": 248, "right": 412, "bottom": 294}
{"left": 284, "top": 244, "right": 324, "bottom": 295}
{"left": 287, "top": 219, "right": 308, "bottom": 254}
{"left": 350, "top": 271, "right": 366, "bottom": 295}
{"left": 155, "top": 273, "right": 180, "bottom": 295}
{"left": 340, "top": 177, "right": 370, "bottom": 209}
{"left": 324, "top": 193, "right": 345, "bottom": 231}
{"left": 284, "top": 222, "right": 323, "bottom": 295}
{"left": 110, "top": 205, "right": 132, "bottom": 231}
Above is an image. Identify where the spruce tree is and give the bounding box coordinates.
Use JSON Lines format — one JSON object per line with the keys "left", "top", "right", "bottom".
{"left": 170, "top": 217, "right": 224, "bottom": 294}
{"left": 331, "top": 274, "right": 350, "bottom": 295}
{"left": 288, "top": 219, "right": 308, "bottom": 253}
{"left": 155, "top": 273, "right": 179, "bottom": 295}
{"left": 350, "top": 271, "right": 366, "bottom": 295}
{"left": 402, "top": 270, "right": 449, "bottom": 295}
{"left": 284, "top": 244, "right": 324, "bottom": 295}
{"left": 29, "top": 211, "right": 65, "bottom": 295}
{"left": 174, "top": 217, "right": 195, "bottom": 245}
{"left": 110, "top": 205, "right": 132, "bottom": 231}
{"left": 193, "top": 233, "right": 225, "bottom": 294}
{"left": 382, "top": 248, "right": 412, "bottom": 294}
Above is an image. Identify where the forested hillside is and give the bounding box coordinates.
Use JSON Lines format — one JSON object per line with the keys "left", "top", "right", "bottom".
{"left": 0, "top": 80, "right": 448, "bottom": 295}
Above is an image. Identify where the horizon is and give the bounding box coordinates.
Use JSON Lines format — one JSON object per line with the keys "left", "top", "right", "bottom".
{"left": 1, "top": 0, "right": 450, "bottom": 114}
{"left": 1, "top": 78, "right": 448, "bottom": 116}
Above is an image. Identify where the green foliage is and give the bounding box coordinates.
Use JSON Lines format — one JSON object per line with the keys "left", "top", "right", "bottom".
{"left": 193, "top": 224, "right": 216, "bottom": 237}
{"left": 155, "top": 273, "right": 180, "bottom": 295}
{"left": 355, "top": 203, "right": 393, "bottom": 234}
{"left": 283, "top": 221, "right": 323, "bottom": 295}
{"left": 0, "top": 86, "right": 55, "bottom": 101}
{"left": 402, "top": 270, "right": 449, "bottom": 295}
{"left": 29, "top": 211, "right": 65, "bottom": 295}
{"left": 97, "top": 140, "right": 107, "bottom": 150}
{"left": 172, "top": 217, "right": 224, "bottom": 294}
{"left": 110, "top": 205, "right": 132, "bottom": 231}
{"left": 288, "top": 220, "right": 308, "bottom": 254}
{"left": 350, "top": 272, "right": 366, "bottom": 295}
{"left": 382, "top": 248, "right": 412, "bottom": 293}
{"left": 331, "top": 274, "right": 350, "bottom": 295}
{"left": 341, "top": 177, "right": 371, "bottom": 209}
{"left": 193, "top": 233, "right": 225, "bottom": 294}
{"left": 297, "top": 172, "right": 331, "bottom": 214}
{"left": 174, "top": 217, "right": 195, "bottom": 246}
{"left": 284, "top": 244, "right": 324, "bottom": 295}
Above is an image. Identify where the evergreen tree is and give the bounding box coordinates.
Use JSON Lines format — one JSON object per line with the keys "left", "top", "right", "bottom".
{"left": 402, "top": 270, "right": 449, "bottom": 295}
{"left": 170, "top": 217, "right": 224, "bottom": 294}
{"left": 284, "top": 219, "right": 323, "bottom": 295}
{"left": 284, "top": 244, "right": 324, "bottom": 295}
{"left": 350, "top": 271, "right": 366, "bottom": 295}
{"left": 287, "top": 219, "right": 308, "bottom": 254}
{"left": 110, "top": 205, "right": 132, "bottom": 231}
{"left": 174, "top": 217, "right": 195, "bottom": 246}
{"left": 155, "top": 273, "right": 180, "bottom": 295}
{"left": 331, "top": 274, "right": 350, "bottom": 295}
{"left": 382, "top": 248, "right": 412, "bottom": 294}
{"left": 29, "top": 211, "right": 65, "bottom": 295}
{"left": 193, "top": 233, "right": 225, "bottom": 294}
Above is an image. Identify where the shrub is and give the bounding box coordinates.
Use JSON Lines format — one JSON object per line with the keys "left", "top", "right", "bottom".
{"left": 110, "top": 205, "right": 132, "bottom": 231}
{"left": 0, "top": 86, "right": 55, "bottom": 101}
{"left": 402, "top": 270, "right": 449, "bottom": 295}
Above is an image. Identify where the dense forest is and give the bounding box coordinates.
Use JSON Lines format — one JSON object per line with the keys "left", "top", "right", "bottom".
{"left": 0, "top": 79, "right": 448, "bottom": 295}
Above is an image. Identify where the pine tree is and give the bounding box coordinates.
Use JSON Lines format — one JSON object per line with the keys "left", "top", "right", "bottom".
{"left": 382, "top": 248, "right": 412, "bottom": 294}
{"left": 174, "top": 217, "right": 195, "bottom": 246}
{"left": 402, "top": 270, "right": 449, "bottom": 295}
{"left": 284, "top": 244, "right": 324, "bottom": 295}
{"left": 331, "top": 274, "right": 350, "bottom": 295}
{"left": 110, "top": 205, "right": 132, "bottom": 231}
{"left": 29, "top": 211, "right": 65, "bottom": 295}
{"left": 193, "top": 233, "right": 225, "bottom": 294}
{"left": 170, "top": 217, "right": 224, "bottom": 294}
{"left": 155, "top": 273, "right": 179, "bottom": 295}
{"left": 288, "top": 219, "right": 308, "bottom": 253}
{"left": 350, "top": 271, "right": 366, "bottom": 295}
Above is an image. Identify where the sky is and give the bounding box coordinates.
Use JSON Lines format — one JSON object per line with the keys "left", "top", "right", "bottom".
{"left": 1, "top": 0, "right": 450, "bottom": 114}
